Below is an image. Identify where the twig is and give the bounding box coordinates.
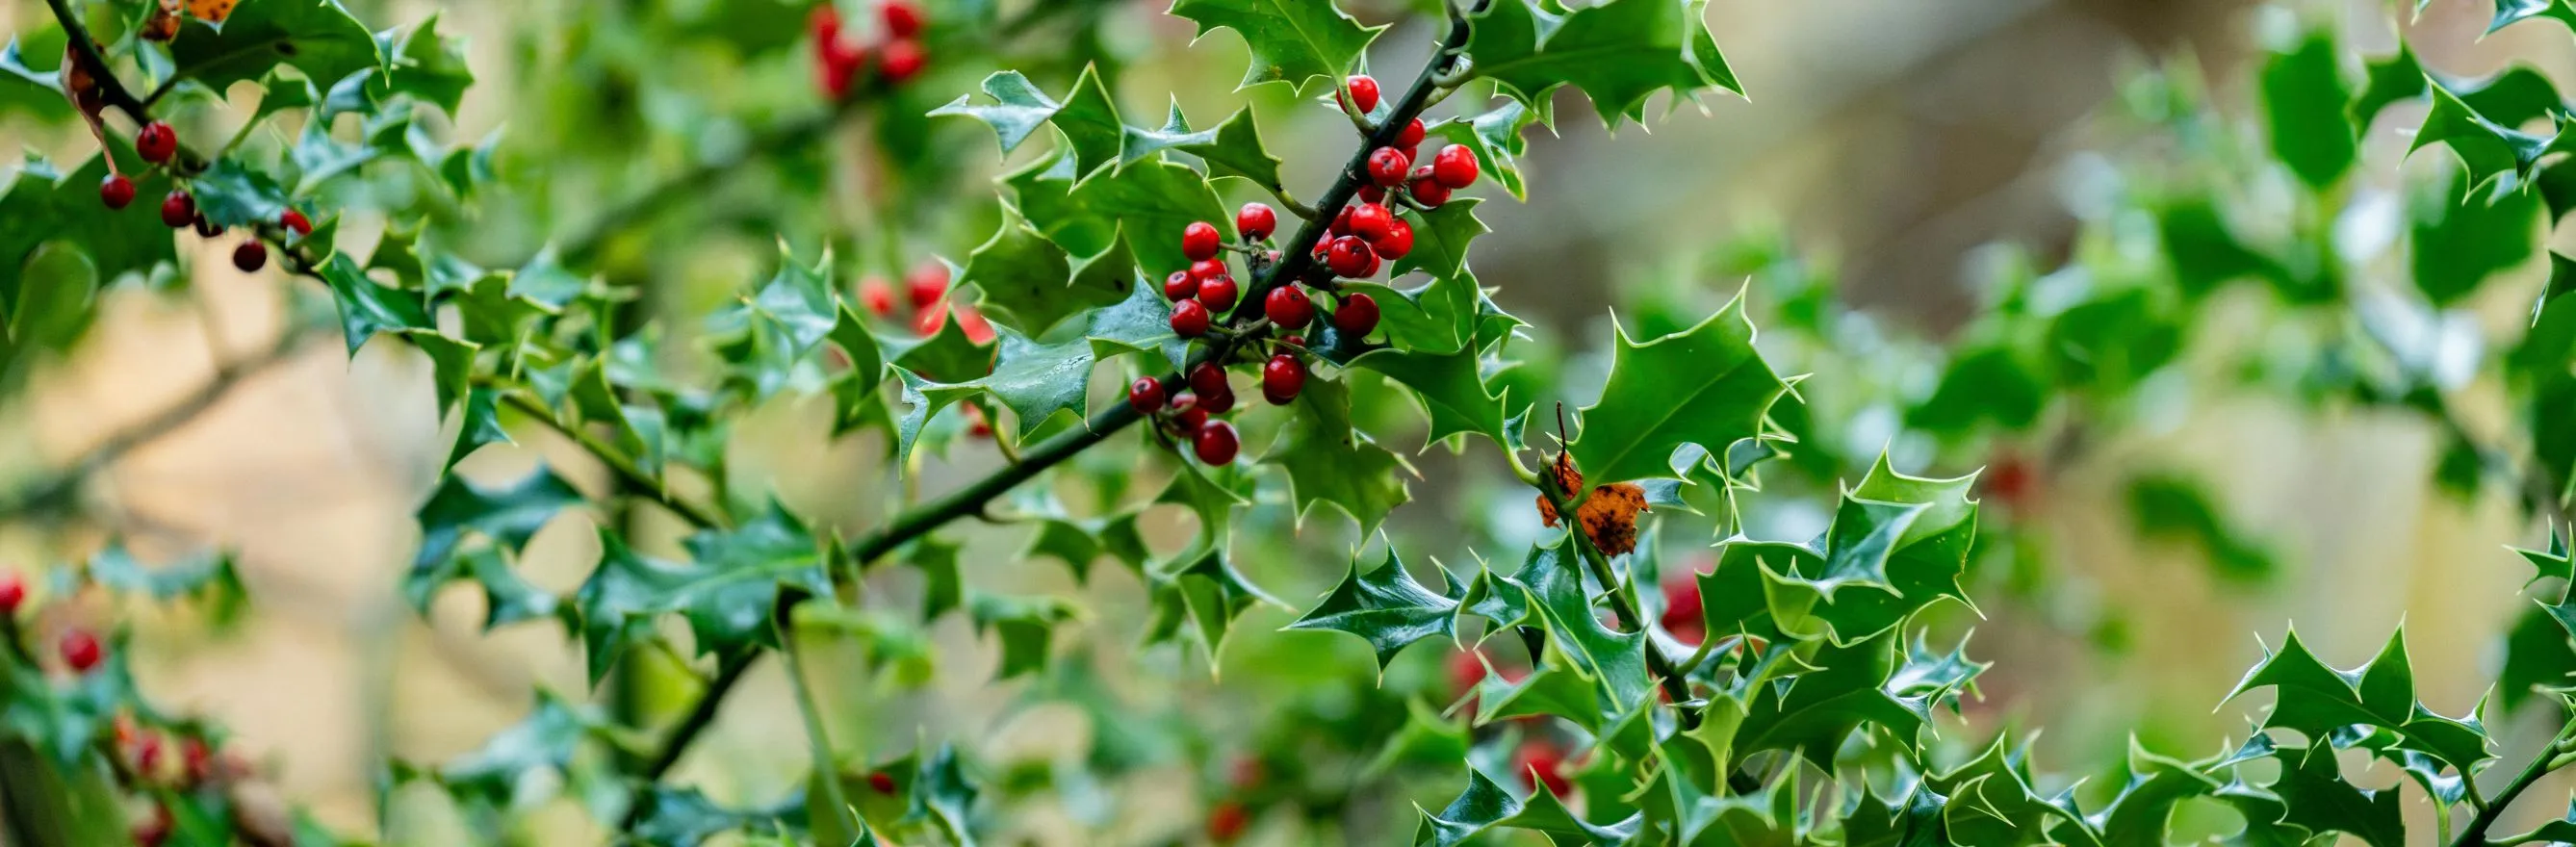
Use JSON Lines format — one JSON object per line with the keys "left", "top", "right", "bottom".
{"left": 496, "top": 393, "right": 731, "bottom": 529}
{"left": 2453, "top": 714, "right": 2576, "bottom": 846}
{"left": 0, "top": 331, "right": 316, "bottom": 519}
{"left": 1533, "top": 473, "right": 1699, "bottom": 723}
{"left": 44, "top": 0, "right": 146, "bottom": 122}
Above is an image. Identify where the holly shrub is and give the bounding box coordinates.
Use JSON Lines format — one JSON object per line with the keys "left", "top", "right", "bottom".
{"left": 2, "top": 0, "right": 2574, "bottom": 844}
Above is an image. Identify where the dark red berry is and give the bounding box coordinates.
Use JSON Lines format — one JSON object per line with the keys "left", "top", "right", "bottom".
{"left": 1514, "top": 742, "right": 1571, "bottom": 796}
{"left": 1366, "top": 147, "right": 1409, "bottom": 187}
{"left": 1199, "top": 380, "right": 1236, "bottom": 413}
{"left": 1349, "top": 203, "right": 1394, "bottom": 242}
{"left": 1195, "top": 420, "right": 1240, "bottom": 465}
{"left": 1432, "top": 144, "right": 1481, "bottom": 189}
{"left": 1265, "top": 286, "right": 1313, "bottom": 328}
{"left": 1335, "top": 293, "right": 1380, "bottom": 337}
{"left": 1373, "top": 217, "right": 1413, "bottom": 260}
{"left": 882, "top": 0, "right": 925, "bottom": 38}
{"left": 133, "top": 802, "right": 172, "bottom": 847}
{"left": 280, "top": 208, "right": 313, "bottom": 236}
{"left": 1395, "top": 117, "right": 1426, "bottom": 149}
{"left": 1407, "top": 166, "right": 1451, "bottom": 208}
{"left": 1172, "top": 392, "right": 1208, "bottom": 431}
{"left": 1326, "top": 236, "right": 1374, "bottom": 278}
{"left": 1329, "top": 205, "right": 1353, "bottom": 236}
{"left": 1346, "top": 75, "right": 1380, "bottom": 114}
{"left": 60, "top": 629, "right": 102, "bottom": 673}
{"left": 182, "top": 738, "right": 213, "bottom": 785}
{"left": 963, "top": 402, "right": 992, "bottom": 437}
{"left": 879, "top": 38, "right": 926, "bottom": 84}
{"left": 1208, "top": 800, "right": 1250, "bottom": 843}
{"left": 1358, "top": 184, "right": 1385, "bottom": 204}
{"left": 1182, "top": 220, "right": 1223, "bottom": 261}
{"left": 867, "top": 771, "right": 899, "bottom": 794}
{"left": 160, "top": 192, "right": 194, "bottom": 228}
{"left": 1165, "top": 270, "right": 1200, "bottom": 301}
{"left": 907, "top": 262, "right": 948, "bottom": 309}
{"left": 1235, "top": 203, "right": 1276, "bottom": 241}
{"left": 859, "top": 276, "right": 898, "bottom": 317}
{"left": 1279, "top": 334, "right": 1305, "bottom": 349}
{"left": 1262, "top": 355, "right": 1305, "bottom": 405}
{"left": 193, "top": 214, "right": 222, "bottom": 238}
{"left": 232, "top": 240, "right": 267, "bottom": 272}
{"left": 0, "top": 572, "right": 22, "bottom": 616}
{"left": 1171, "top": 298, "right": 1211, "bottom": 337}
{"left": 811, "top": 4, "right": 842, "bottom": 43}
{"left": 137, "top": 121, "right": 177, "bottom": 164}
{"left": 100, "top": 174, "right": 135, "bottom": 210}
{"left": 1191, "top": 258, "right": 1227, "bottom": 281}
{"left": 1198, "top": 275, "right": 1239, "bottom": 312}
{"left": 1189, "top": 362, "right": 1229, "bottom": 398}
{"left": 819, "top": 39, "right": 865, "bottom": 99}
{"left": 1129, "top": 376, "right": 1168, "bottom": 413}
{"left": 1660, "top": 575, "right": 1705, "bottom": 646}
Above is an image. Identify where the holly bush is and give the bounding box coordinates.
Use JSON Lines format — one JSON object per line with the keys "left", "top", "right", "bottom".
{"left": 2, "top": 0, "right": 2574, "bottom": 844}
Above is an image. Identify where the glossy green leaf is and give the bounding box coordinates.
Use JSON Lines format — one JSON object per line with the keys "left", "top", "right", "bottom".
{"left": 1284, "top": 539, "right": 1458, "bottom": 670}
{"left": 169, "top": 0, "right": 384, "bottom": 94}
{"left": 1569, "top": 295, "right": 1788, "bottom": 485}
{"left": 1463, "top": 0, "right": 1740, "bottom": 126}
{"left": 1260, "top": 376, "right": 1413, "bottom": 532}
{"left": 1169, "top": 0, "right": 1382, "bottom": 95}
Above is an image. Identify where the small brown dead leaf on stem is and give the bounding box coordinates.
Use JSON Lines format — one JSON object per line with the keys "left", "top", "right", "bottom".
{"left": 1536, "top": 452, "right": 1648, "bottom": 556}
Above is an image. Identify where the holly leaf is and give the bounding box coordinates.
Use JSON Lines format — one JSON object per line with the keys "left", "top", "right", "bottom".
{"left": 1069, "top": 158, "right": 1232, "bottom": 277}
{"left": 1341, "top": 273, "right": 1480, "bottom": 355}
{"left": 1143, "top": 545, "right": 1281, "bottom": 672}
{"left": 961, "top": 206, "right": 1129, "bottom": 334}
{"left": 2351, "top": 45, "right": 2426, "bottom": 133}
{"left": 2262, "top": 29, "right": 2357, "bottom": 190}
{"left": 1390, "top": 198, "right": 1487, "bottom": 281}
{"left": 1082, "top": 274, "right": 1191, "bottom": 371}
{"left": 2411, "top": 165, "right": 2540, "bottom": 305}
{"left": 2493, "top": 0, "right": 2576, "bottom": 34}
{"left": 1352, "top": 344, "right": 1511, "bottom": 447}
{"left": 412, "top": 464, "right": 583, "bottom": 573}
{"left": 89, "top": 544, "right": 246, "bottom": 624}
{"left": 1569, "top": 294, "right": 1789, "bottom": 485}
{"left": 1168, "top": 0, "right": 1382, "bottom": 95}
{"left": 1734, "top": 632, "right": 1928, "bottom": 768}
{"left": 2224, "top": 627, "right": 2491, "bottom": 776}
{"left": 1462, "top": 0, "right": 1741, "bottom": 127}
{"left": 401, "top": 546, "right": 558, "bottom": 631}
{"left": 374, "top": 14, "right": 475, "bottom": 116}
{"left": 1284, "top": 538, "right": 1459, "bottom": 670}
{"left": 169, "top": 0, "right": 384, "bottom": 94}
{"left": 1022, "top": 512, "right": 1149, "bottom": 583}
{"left": 2409, "top": 87, "right": 2555, "bottom": 193}
{"left": 933, "top": 71, "right": 1066, "bottom": 154}
{"left": 1261, "top": 377, "right": 1413, "bottom": 532}
{"left": 1414, "top": 768, "right": 1523, "bottom": 847}
{"left": 439, "top": 691, "right": 597, "bottom": 804}
{"left": 967, "top": 592, "right": 1082, "bottom": 680}
{"left": 1507, "top": 534, "right": 1653, "bottom": 710}
{"left": 1430, "top": 102, "right": 1538, "bottom": 200}
{"left": 574, "top": 504, "right": 832, "bottom": 683}
{"left": 317, "top": 253, "right": 433, "bottom": 356}
{"left": 2269, "top": 742, "right": 2405, "bottom": 847}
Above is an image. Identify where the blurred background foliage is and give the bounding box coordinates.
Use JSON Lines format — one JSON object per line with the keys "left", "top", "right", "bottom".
{"left": 2, "top": 0, "right": 2572, "bottom": 842}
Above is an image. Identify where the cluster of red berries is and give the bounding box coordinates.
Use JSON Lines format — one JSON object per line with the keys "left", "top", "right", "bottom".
{"left": 100, "top": 120, "right": 316, "bottom": 274}
{"left": 857, "top": 261, "right": 993, "bottom": 345}
{"left": 1126, "top": 370, "right": 1242, "bottom": 466}
{"left": 811, "top": 0, "right": 928, "bottom": 100}
{"left": 1319, "top": 74, "right": 1483, "bottom": 275}
{"left": 0, "top": 571, "right": 108, "bottom": 677}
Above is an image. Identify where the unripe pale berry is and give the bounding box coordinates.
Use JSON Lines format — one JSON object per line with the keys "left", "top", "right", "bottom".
{"left": 879, "top": 38, "right": 926, "bottom": 83}
{"left": 1235, "top": 203, "right": 1276, "bottom": 241}
{"left": 859, "top": 276, "right": 898, "bottom": 317}
{"left": 160, "top": 192, "right": 194, "bottom": 228}
{"left": 281, "top": 208, "right": 313, "bottom": 236}
{"left": 1195, "top": 420, "right": 1240, "bottom": 465}
{"left": 907, "top": 262, "right": 948, "bottom": 309}
{"left": 137, "top": 121, "right": 177, "bottom": 164}
{"left": 60, "top": 629, "right": 103, "bottom": 673}
{"left": 0, "top": 572, "right": 22, "bottom": 616}
{"left": 100, "top": 174, "right": 135, "bottom": 210}
{"left": 1190, "top": 258, "right": 1227, "bottom": 281}
{"left": 1182, "top": 220, "right": 1223, "bottom": 261}
{"left": 1432, "top": 144, "right": 1481, "bottom": 189}
{"left": 1326, "top": 236, "right": 1374, "bottom": 278}
{"left": 1408, "top": 166, "right": 1451, "bottom": 207}
{"left": 1164, "top": 270, "right": 1199, "bottom": 301}
{"left": 1373, "top": 217, "right": 1413, "bottom": 260}
{"left": 1198, "top": 275, "right": 1239, "bottom": 312}
{"left": 1129, "top": 376, "right": 1167, "bottom": 413}
{"left": 882, "top": 0, "right": 925, "bottom": 38}
{"left": 1188, "top": 362, "right": 1228, "bottom": 398}
{"left": 1346, "top": 75, "right": 1380, "bottom": 114}
{"left": 1171, "top": 298, "right": 1211, "bottom": 337}
{"left": 1171, "top": 392, "right": 1208, "bottom": 431}
{"left": 1395, "top": 117, "right": 1426, "bottom": 149}
{"left": 1265, "top": 286, "right": 1313, "bottom": 328}
{"left": 1335, "top": 293, "right": 1380, "bottom": 338}
{"left": 1262, "top": 354, "right": 1305, "bottom": 404}
{"left": 1349, "top": 203, "right": 1394, "bottom": 242}
{"left": 232, "top": 240, "right": 267, "bottom": 272}
{"left": 1366, "top": 147, "right": 1409, "bottom": 187}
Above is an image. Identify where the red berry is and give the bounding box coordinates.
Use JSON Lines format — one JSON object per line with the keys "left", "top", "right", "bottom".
{"left": 1182, "top": 220, "right": 1223, "bottom": 262}
{"left": 1349, "top": 203, "right": 1394, "bottom": 242}
{"left": 1987, "top": 454, "right": 2036, "bottom": 508}
{"left": 913, "top": 302, "right": 948, "bottom": 336}
{"left": 0, "top": 572, "right": 22, "bottom": 616}
{"left": 1432, "top": 144, "right": 1481, "bottom": 189}
{"left": 1235, "top": 203, "right": 1276, "bottom": 241}
{"left": 962, "top": 403, "right": 992, "bottom": 438}
{"left": 1165, "top": 270, "right": 1200, "bottom": 301}
{"left": 133, "top": 802, "right": 172, "bottom": 847}
{"left": 811, "top": 5, "right": 842, "bottom": 43}
{"left": 1514, "top": 742, "right": 1571, "bottom": 796}
{"left": 193, "top": 214, "right": 222, "bottom": 238}
{"left": 1359, "top": 251, "right": 1380, "bottom": 278}
{"left": 1129, "top": 376, "right": 1168, "bottom": 413}
{"left": 137, "top": 121, "right": 177, "bottom": 164}
{"left": 1334, "top": 293, "right": 1380, "bottom": 338}
{"left": 1229, "top": 756, "right": 1265, "bottom": 789}
{"left": 1197, "top": 275, "right": 1239, "bottom": 312}
{"left": 232, "top": 240, "right": 267, "bottom": 272}
{"left": 280, "top": 208, "right": 313, "bottom": 236}
{"left": 906, "top": 262, "right": 949, "bottom": 309}
{"left": 1407, "top": 166, "right": 1452, "bottom": 208}
{"left": 1660, "top": 575, "right": 1705, "bottom": 646}
{"left": 1278, "top": 334, "right": 1305, "bottom": 350}
{"left": 859, "top": 276, "right": 898, "bottom": 317}
{"left": 953, "top": 304, "right": 995, "bottom": 345}
{"left": 131, "top": 732, "right": 165, "bottom": 774}
{"left": 1328, "top": 205, "right": 1353, "bottom": 236}
{"left": 1326, "top": 236, "right": 1374, "bottom": 278}
{"left": 160, "top": 192, "right": 194, "bottom": 228}
{"left": 1195, "top": 420, "right": 1240, "bottom": 465}
{"left": 881, "top": 0, "right": 925, "bottom": 38}
{"left": 1373, "top": 217, "right": 1413, "bottom": 260}
{"left": 1208, "top": 800, "right": 1250, "bottom": 843}
{"left": 1264, "top": 286, "right": 1313, "bottom": 329}
{"left": 818, "top": 41, "right": 863, "bottom": 99}
{"left": 1346, "top": 75, "right": 1380, "bottom": 114}
{"left": 1198, "top": 380, "right": 1236, "bottom": 413}
{"left": 1358, "top": 184, "right": 1385, "bottom": 204}
{"left": 1171, "top": 298, "right": 1211, "bottom": 337}
{"left": 1188, "top": 362, "right": 1229, "bottom": 398}
{"left": 1172, "top": 392, "right": 1208, "bottom": 431}
{"left": 1191, "top": 258, "right": 1227, "bottom": 281}
{"left": 879, "top": 38, "right": 926, "bottom": 84}
{"left": 182, "top": 738, "right": 213, "bottom": 785}
{"left": 867, "top": 771, "right": 898, "bottom": 794}
{"left": 1262, "top": 355, "right": 1305, "bottom": 404}
{"left": 1395, "top": 118, "right": 1426, "bottom": 150}
{"left": 1367, "top": 147, "right": 1409, "bottom": 187}
{"left": 60, "top": 629, "right": 102, "bottom": 673}
{"left": 100, "top": 174, "right": 135, "bottom": 210}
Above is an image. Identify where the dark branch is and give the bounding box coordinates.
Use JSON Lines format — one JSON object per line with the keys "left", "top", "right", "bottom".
{"left": 0, "top": 330, "right": 317, "bottom": 519}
